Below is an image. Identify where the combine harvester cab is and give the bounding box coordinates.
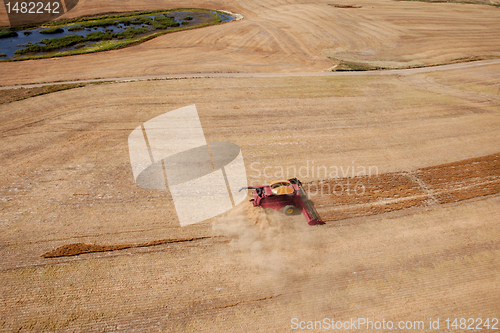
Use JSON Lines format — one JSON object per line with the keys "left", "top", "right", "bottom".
{"left": 240, "top": 178, "right": 324, "bottom": 225}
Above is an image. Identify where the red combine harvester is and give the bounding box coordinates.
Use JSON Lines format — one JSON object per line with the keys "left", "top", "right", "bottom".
{"left": 240, "top": 178, "right": 324, "bottom": 225}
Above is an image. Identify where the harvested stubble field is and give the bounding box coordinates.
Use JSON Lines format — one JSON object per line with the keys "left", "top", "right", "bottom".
{"left": 1, "top": 65, "right": 500, "bottom": 331}
{"left": 1, "top": 0, "right": 500, "bottom": 332}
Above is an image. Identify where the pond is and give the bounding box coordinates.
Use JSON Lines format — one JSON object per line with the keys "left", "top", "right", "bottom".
{"left": 0, "top": 10, "right": 234, "bottom": 60}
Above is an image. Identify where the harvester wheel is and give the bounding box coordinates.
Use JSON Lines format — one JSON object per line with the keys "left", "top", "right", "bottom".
{"left": 264, "top": 208, "right": 274, "bottom": 214}
{"left": 283, "top": 205, "right": 296, "bottom": 216}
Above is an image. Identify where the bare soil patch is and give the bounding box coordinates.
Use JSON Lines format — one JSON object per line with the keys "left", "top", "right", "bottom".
{"left": 41, "top": 236, "right": 210, "bottom": 257}
{"left": 310, "top": 152, "right": 500, "bottom": 222}
{"left": 328, "top": 4, "right": 362, "bottom": 8}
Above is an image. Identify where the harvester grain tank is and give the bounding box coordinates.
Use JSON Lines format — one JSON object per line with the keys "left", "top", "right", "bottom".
{"left": 240, "top": 178, "right": 324, "bottom": 225}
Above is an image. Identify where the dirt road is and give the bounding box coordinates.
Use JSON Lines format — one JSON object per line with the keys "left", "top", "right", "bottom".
{"left": 2, "top": 58, "right": 500, "bottom": 90}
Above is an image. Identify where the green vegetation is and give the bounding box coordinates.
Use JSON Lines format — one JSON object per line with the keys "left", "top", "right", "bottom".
{"left": 333, "top": 60, "right": 381, "bottom": 71}
{"left": 40, "top": 9, "right": 187, "bottom": 27}
{"left": 82, "top": 27, "right": 149, "bottom": 41}
{"left": 67, "top": 25, "right": 85, "bottom": 31}
{"left": 83, "top": 31, "right": 113, "bottom": 41}
{"left": 6, "top": 8, "right": 218, "bottom": 31}
{"left": 3, "top": 9, "right": 230, "bottom": 61}
{"left": 152, "top": 15, "right": 180, "bottom": 29}
{"left": 39, "top": 27, "right": 64, "bottom": 34}
{"left": 14, "top": 26, "right": 155, "bottom": 54}
{"left": 41, "top": 35, "right": 84, "bottom": 49}
{"left": 15, "top": 35, "right": 84, "bottom": 54}
{"left": 116, "top": 27, "right": 150, "bottom": 39}
{"left": 0, "top": 31, "right": 18, "bottom": 38}
{"left": 80, "top": 19, "right": 120, "bottom": 29}
{"left": 57, "top": 15, "right": 180, "bottom": 34}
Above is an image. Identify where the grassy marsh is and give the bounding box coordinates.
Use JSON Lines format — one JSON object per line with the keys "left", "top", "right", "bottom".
{"left": 1, "top": 9, "right": 230, "bottom": 61}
